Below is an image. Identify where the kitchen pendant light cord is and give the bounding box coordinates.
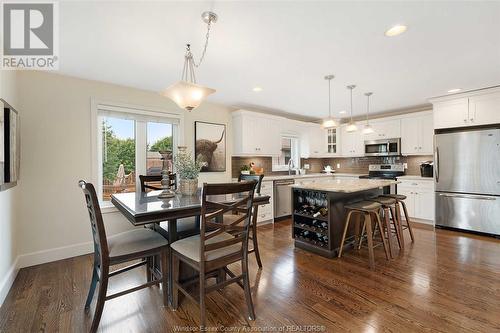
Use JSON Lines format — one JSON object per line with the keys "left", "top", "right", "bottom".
{"left": 328, "top": 79, "right": 332, "bottom": 118}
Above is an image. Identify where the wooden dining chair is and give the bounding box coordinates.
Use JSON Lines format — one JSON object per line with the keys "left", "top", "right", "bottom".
{"left": 237, "top": 174, "right": 265, "bottom": 268}
{"left": 139, "top": 173, "right": 200, "bottom": 237}
{"left": 139, "top": 173, "right": 177, "bottom": 192}
{"left": 78, "top": 180, "right": 169, "bottom": 333}
{"left": 170, "top": 181, "right": 258, "bottom": 328}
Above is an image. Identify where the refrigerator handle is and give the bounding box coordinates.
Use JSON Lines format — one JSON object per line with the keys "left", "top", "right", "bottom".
{"left": 434, "top": 146, "right": 439, "bottom": 183}
{"left": 438, "top": 193, "right": 497, "bottom": 201}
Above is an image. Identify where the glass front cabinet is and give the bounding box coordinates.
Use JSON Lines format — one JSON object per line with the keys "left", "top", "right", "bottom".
{"left": 326, "top": 128, "right": 340, "bottom": 155}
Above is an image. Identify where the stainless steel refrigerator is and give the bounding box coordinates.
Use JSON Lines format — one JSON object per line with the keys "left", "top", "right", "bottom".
{"left": 434, "top": 128, "right": 500, "bottom": 236}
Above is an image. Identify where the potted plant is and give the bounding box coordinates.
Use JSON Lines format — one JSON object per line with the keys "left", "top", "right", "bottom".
{"left": 240, "top": 165, "right": 251, "bottom": 175}
{"left": 174, "top": 150, "right": 203, "bottom": 196}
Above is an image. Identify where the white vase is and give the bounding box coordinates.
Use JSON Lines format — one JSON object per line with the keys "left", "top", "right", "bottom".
{"left": 179, "top": 178, "right": 198, "bottom": 196}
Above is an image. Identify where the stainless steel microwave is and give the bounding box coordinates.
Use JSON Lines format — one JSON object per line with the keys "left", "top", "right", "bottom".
{"left": 364, "top": 138, "right": 401, "bottom": 156}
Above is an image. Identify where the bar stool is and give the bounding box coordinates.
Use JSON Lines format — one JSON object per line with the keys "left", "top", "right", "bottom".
{"left": 338, "top": 201, "right": 390, "bottom": 268}
{"left": 382, "top": 194, "right": 415, "bottom": 242}
{"left": 367, "top": 196, "right": 403, "bottom": 257}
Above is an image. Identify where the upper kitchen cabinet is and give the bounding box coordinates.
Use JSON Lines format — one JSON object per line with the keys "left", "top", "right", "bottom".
{"left": 430, "top": 87, "right": 500, "bottom": 129}
{"left": 232, "top": 110, "right": 281, "bottom": 156}
{"left": 300, "top": 123, "right": 326, "bottom": 158}
{"left": 363, "top": 119, "right": 401, "bottom": 141}
{"left": 401, "top": 112, "right": 434, "bottom": 155}
{"left": 341, "top": 123, "right": 364, "bottom": 157}
{"left": 468, "top": 90, "right": 500, "bottom": 126}
{"left": 432, "top": 98, "right": 469, "bottom": 129}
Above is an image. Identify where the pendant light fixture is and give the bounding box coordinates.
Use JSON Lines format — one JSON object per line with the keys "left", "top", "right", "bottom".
{"left": 345, "top": 85, "right": 358, "bottom": 132}
{"left": 161, "top": 11, "right": 217, "bottom": 111}
{"left": 322, "top": 75, "right": 337, "bottom": 128}
{"left": 362, "top": 92, "right": 374, "bottom": 134}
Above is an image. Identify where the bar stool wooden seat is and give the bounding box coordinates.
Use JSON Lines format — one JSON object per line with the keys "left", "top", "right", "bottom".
{"left": 338, "top": 200, "right": 390, "bottom": 268}
{"left": 381, "top": 194, "right": 415, "bottom": 243}
{"left": 367, "top": 196, "right": 403, "bottom": 257}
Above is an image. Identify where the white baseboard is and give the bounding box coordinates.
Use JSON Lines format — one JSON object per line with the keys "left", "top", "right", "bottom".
{"left": 17, "top": 241, "right": 93, "bottom": 269}
{"left": 0, "top": 257, "right": 19, "bottom": 307}
{"left": 0, "top": 242, "right": 93, "bottom": 307}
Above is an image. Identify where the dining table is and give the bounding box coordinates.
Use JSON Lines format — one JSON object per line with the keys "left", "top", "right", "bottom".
{"left": 110, "top": 188, "right": 271, "bottom": 306}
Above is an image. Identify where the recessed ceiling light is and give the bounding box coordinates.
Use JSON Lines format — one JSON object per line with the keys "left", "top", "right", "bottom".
{"left": 385, "top": 24, "right": 407, "bottom": 37}
{"left": 252, "top": 86, "right": 263, "bottom": 92}
{"left": 447, "top": 88, "right": 461, "bottom": 93}
{"left": 339, "top": 110, "right": 347, "bottom": 114}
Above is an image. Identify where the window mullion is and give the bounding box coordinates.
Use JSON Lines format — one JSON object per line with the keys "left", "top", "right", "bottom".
{"left": 135, "top": 120, "right": 147, "bottom": 191}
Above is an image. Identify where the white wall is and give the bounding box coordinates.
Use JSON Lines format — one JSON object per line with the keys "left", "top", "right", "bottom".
{"left": 0, "top": 71, "right": 20, "bottom": 304}
{"left": 13, "top": 71, "right": 234, "bottom": 267}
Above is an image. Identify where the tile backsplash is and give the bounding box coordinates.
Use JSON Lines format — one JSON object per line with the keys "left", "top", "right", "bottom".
{"left": 232, "top": 155, "right": 433, "bottom": 178}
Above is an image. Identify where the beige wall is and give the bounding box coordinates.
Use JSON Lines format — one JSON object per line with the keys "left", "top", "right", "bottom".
{"left": 0, "top": 71, "right": 20, "bottom": 303}
{"left": 13, "top": 71, "right": 234, "bottom": 264}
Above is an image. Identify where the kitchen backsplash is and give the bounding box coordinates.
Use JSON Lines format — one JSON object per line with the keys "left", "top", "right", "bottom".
{"left": 231, "top": 155, "right": 433, "bottom": 178}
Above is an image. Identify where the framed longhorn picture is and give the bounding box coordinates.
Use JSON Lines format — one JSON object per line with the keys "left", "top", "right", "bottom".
{"left": 195, "top": 121, "right": 226, "bottom": 172}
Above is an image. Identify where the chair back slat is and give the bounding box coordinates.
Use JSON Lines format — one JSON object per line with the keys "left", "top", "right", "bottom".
{"left": 238, "top": 174, "right": 264, "bottom": 194}
{"left": 200, "top": 181, "right": 257, "bottom": 263}
{"left": 78, "top": 180, "right": 109, "bottom": 264}
{"left": 139, "top": 173, "right": 177, "bottom": 192}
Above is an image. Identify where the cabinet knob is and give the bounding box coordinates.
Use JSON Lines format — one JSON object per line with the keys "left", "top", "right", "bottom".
{"left": 419, "top": 147, "right": 422, "bottom": 149}
{"left": 464, "top": 119, "right": 467, "bottom": 122}
{"left": 470, "top": 118, "right": 474, "bottom": 122}
{"left": 414, "top": 146, "right": 418, "bottom": 150}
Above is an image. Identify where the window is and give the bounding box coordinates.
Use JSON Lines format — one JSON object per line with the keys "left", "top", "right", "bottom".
{"left": 93, "top": 102, "right": 182, "bottom": 203}
{"left": 272, "top": 136, "right": 300, "bottom": 171}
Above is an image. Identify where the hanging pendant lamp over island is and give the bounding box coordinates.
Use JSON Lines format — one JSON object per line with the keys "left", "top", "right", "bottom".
{"left": 322, "top": 75, "right": 338, "bottom": 128}
{"left": 161, "top": 11, "right": 217, "bottom": 111}
{"left": 345, "top": 85, "right": 358, "bottom": 132}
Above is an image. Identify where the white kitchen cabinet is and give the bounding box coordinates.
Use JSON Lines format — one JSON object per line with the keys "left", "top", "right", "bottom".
{"left": 341, "top": 124, "right": 364, "bottom": 157}
{"left": 468, "top": 90, "right": 500, "bottom": 126}
{"left": 364, "top": 119, "right": 401, "bottom": 141}
{"left": 432, "top": 98, "right": 469, "bottom": 129}
{"left": 256, "top": 180, "right": 274, "bottom": 224}
{"left": 401, "top": 113, "right": 434, "bottom": 155}
{"left": 302, "top": 124, "right": 327, "bottom": 157}
{"left": 397, "top": 179, "right": 435, "bottom": 223}
{"left": 431, "top": 87, "right": 500, "bottom": 129}
{"left": 325, "top": 127, "right": 340, "bottom": 155}
{"left": 232, "top": 111, "right": 281, "bottom": 156}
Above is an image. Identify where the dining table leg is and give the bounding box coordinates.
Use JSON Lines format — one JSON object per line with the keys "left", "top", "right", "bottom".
{"left": 167, "top": 219, "right": 178, "bottom": 307}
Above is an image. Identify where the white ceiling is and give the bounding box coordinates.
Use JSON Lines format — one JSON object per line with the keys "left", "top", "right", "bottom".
{"left": 58, "top": 1, "right": 500, "bottom": 120}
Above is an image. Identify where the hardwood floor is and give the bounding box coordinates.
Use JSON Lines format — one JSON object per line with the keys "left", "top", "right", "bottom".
{"left": 1, "top": 220, "right": 499, "bottom": 332}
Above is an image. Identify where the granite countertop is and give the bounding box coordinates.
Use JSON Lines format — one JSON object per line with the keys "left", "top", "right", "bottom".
{"left": 397, "top": 175, "right": 434, "bottom": 181}
{"left": 291, "top": 178, "right": 400, "bottom": 193}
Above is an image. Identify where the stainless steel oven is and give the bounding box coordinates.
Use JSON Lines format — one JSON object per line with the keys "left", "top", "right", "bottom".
{"left": 364, "top": 138, "right": 401, "bottom": 156}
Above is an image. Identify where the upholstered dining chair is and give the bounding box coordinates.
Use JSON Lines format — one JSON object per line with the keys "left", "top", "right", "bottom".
{"left": 170, "top": 181, "right": 258, "bottom": 328}
{"left": 237, "top": 174, "right": 265, "bottom": 267}
{"left": 78, "top": 180, "right": 169, "bottom": 333}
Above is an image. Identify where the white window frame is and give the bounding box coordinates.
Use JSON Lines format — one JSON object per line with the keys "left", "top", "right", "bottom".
{"left": 91, "top": 99, "right": 184, "bottom": 212}
{"left": 272, "top": 135, "right": 300, "bottom": 172}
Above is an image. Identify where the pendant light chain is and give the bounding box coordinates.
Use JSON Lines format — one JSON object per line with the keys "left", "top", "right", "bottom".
{"left": 180, "top": 12, "right": 217, "bottom": 83}
{"left": 193, "top": 19, "right": 213, "bottom": 68}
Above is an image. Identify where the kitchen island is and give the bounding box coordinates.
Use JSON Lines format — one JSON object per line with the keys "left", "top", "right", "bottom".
{"left": 291, "top": 178, "right": 399, "bottom": 258}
